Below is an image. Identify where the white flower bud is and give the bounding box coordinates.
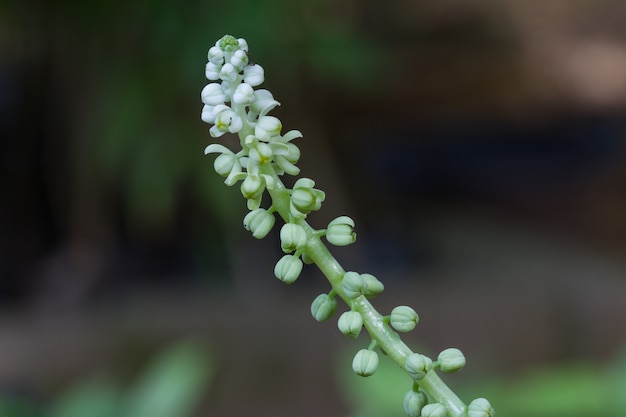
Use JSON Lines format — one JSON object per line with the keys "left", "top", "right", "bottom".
{"left": 243, "top": 208, "right": 275, "bottom": 239}
{"left": 232, "top": 83, "right": 255, "bottom": 105}
{"left": 390, "top": 306, "right": 419, "bottom": 332}
{"left": 230, "top": 49, "right": 249, "bottom": 69}
{"left": 326, "top": 216, "right": 356, "bottom": 246}
{"left": 468, "top": 398, "right": 495, "bottom": 417}
{"left": 219, "top": 63, "right": 238, "bottom": 82}
{"left": 279, "top": 223, "right": 308, "bottom": 253}
{"left": 205, "top": 62, "right": 221, "bottom": 80}
{"left": 255, "top": 116, "right": 282, "bottom": 141}
{"left": 403, "top": 390, "right": 427, "bottom": 417}
{"left": 337, "top": 311, "right": 363, "bottom": 339}
{"left": 352, "top": 349, "right": 378, "bottom": 377}
{"left": 201, "top": 104, "right": 217, "bottom": 124}
{"left": 213, "top": 152, "right": 238, "bottom": 177}
{"left": 342, "top": 271, "right": 366, "bottom": 299}
{"left": 436, "top": 348, "right": 466, "bottom": 373}
{"left": 421, "top": 403, "right": 447, "bottom": 417}
{"left": 201, "top": 83, "right": 226, "bottom": 106}
{"left": 404, "top": 353, "right": 432, "bottom": 380}
{"left": 237, "top": 38, "right": 248, "bottom": 51}
{"left": 207, "top": 46, "right": 224, "bottom": 65}
{"left": 274, "top": 254, "right": 303, "bottom": 284}
{"left": 240, "top": 174, "right": 265, "bottom": 200}
{"left": 311, "top": 293, "right": 337, "bottom": 322}
{"left": 244, "top": 64, "right": 264, "bottom": 86}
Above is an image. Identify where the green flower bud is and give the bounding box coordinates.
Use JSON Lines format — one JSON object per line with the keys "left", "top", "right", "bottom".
{"left": 361, "top": 273, "right": 384, "bottom": 298}
{"left": 403, "top": 390, "right": 428, "bottom": 417}
{"left": 468, "top": 398, "right": 495, "bottom": 417}
{"left": 218, "top": 35, "right": 239, "bottom": 52}
{"left": 311, "top": 293, "right": 337, "bottom": 322}
{"left": 290, "top": 178, "right": 325, "bottom": 218}
{"left": 326, "top": 216, "right": 356, "bottom": 246}
{"left": 301, "top": 252, "right": 314, "bottom": 265}
{"left": 280, "top": 223, "right": 308, "bottom": 253}
{"left": 421, "top": 403, "right": 446, "bottom": 417}
{"left": 436, "top": 348, "right": 466, "bottom": 373}
{"left": 341, "top": 271, "right": 366, "bottom": 299}
{"left": 404, "top": 353, "right": 432, "bottom": 380}
{"left": 240, "top": 174, "right": 265, "bottom": 200}
{"left": 390, "top": 306, "right": 419, "bottom": 332}
{"left": 213, "top": 153, "right": 238, "bottom": 177}
{"left": 274, "top": 254, "right": 303, "bottom": 284}
{"left": 352, "top": 349, "right": 378, "bottom": 377}
{"left": 337, "top": 311, "right": 363, "bottom": 339}
{"left": 243, "top": 208, "right": 275, "bottom": 239}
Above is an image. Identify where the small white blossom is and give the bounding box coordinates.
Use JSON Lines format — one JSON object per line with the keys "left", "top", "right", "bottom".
{"left": 251, "top": 89, "right": 280, "bottom": 116}
{"left": 237, "top": 38, "right": 248, "bottom": 51}
{"left": 232, "top": 83, "right": 255, "bottom": 105}
{"left": 201, "top": 83, "right": 226, "bottom": 106}
{"left": 210, "top": 108, "right": 243, "bottom": 137}
{"left": 244, "top": 64, "right": 264, "bottom": 86}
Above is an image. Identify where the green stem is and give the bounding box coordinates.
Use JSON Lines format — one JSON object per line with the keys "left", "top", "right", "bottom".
{"left": 260, "top": 164, "right": 467, "bottom": 416}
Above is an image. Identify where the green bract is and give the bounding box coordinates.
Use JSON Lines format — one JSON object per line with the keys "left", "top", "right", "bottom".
{"left": 437, "top": 348, "right": 466, "bottom": 373}
{"left": 390, "top": 305, "right": 419, "bottom": 332}
{"left": 243, "top": 208, "right": 275, "bottom": 239}
{"left": 352, "top": 349, "right": 378, "bottom": 377}
{"left": 403, "top": 390, "right": 428, "bottom": 417}
{"left": 279, "top": 223, "right": 307, "bottom": 253}
{"left": 310, "top": 293, "right": 337, "bottom": 322}
{"left": 325, "top": 216, "right": 356, "bottom": 246}
{"left": 468, "top": 398, "right": 495, "bottom": 417}
{"left": 274, "top": 254, "right": 303, "bottom": 284}
{"left": 337, "top": 311, "right": 363, "bottom": 339}
{"left": 405, "top": 353, "right": 432, "bottom": 380}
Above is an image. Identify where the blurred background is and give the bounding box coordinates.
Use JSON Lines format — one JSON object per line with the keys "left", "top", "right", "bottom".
{"left": 1, "top": 0, "right": 626, "bottom": 416}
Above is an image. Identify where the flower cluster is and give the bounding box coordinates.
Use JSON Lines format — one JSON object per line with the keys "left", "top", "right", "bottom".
{"left": 201, "top": 35, "right": 494, "bottom": 417}
{"left": 202, "top": 35, "right": 303, "bottom": 210}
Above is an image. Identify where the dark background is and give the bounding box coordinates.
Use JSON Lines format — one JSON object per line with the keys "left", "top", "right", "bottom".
{"left": 1, "top": 1, "right": 626, "bottom": 416}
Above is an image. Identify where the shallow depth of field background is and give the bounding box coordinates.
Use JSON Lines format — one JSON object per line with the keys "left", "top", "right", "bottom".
{"left": 1, "top": 1, "right": 626, "bottom": 416}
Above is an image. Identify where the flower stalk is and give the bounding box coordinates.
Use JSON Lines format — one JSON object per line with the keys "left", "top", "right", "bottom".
{"left": 200, "top": 34, "right": 494, "bottom": 417}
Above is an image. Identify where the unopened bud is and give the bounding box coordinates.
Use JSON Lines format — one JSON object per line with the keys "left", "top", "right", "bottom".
{"left": 436, "top": 348, "right": 466, "bottom": 373}
{"left": 243, "top": 208, "right": 275, "bottom": 239}
{"left": 337, "top": 311, "right": 363, "bottom": 339}
{"left": 311, "top": 293, "right": 337, "bottom": 322}
{"left": 274, "top": 255, "right": 303, "bottom": 284}
{"left": 326, "top": 216, "right": 356, "bottom": 246}
{"left": 404, "top": 353, "right": 432, "bottom": 380}
{"left": 352, "top": 349, "right": 378, "bottom": 377}
{"left": 390, "top": 306, "right": 419, "bottom": 332}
